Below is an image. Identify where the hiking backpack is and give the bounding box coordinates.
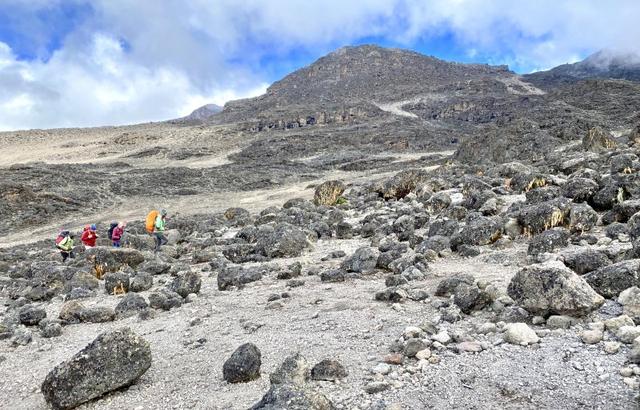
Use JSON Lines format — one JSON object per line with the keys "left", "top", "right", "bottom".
{"left": 108, "top": 222, "right": 118, "bottom": 240}
{"left": 55, "top": 234, "right": 65, "bottom": 245}
{"left": 145, "top": 210, "right": 160, "bottom": 234}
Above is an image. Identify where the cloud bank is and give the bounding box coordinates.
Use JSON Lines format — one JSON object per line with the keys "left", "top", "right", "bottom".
{"left": 1, "top": 0, "right": 639, "bottom": 131}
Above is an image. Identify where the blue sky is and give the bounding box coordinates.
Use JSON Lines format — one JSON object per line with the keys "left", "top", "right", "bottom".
{"left": 0, "top": 0, "right": 638, "bottom": 131}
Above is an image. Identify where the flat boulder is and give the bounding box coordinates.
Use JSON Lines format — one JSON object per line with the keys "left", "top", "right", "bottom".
{"left": 507, "top": 263, "right": 604, "bottom": 317}
{"left": 255, "top": 224, "right": 310, "bottom": 258}
{"left": 41, "top": 328, "right": 151, "bottom": 410}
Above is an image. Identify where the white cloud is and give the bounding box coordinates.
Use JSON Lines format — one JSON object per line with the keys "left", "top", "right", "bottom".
{"left": 1, "top": 0, "right": 640, "bottom": 130}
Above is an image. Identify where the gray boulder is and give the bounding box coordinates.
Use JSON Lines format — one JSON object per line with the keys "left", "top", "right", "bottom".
{"left": 256, "top": 224, "right": 310, "bottom": 258}
{"left": 104, "top": 271, "right": 130, "bottom": 295}
{"left": 115, "top": 293, "right": 149, "bottom": 317}
{"left": 148, "top": 289, "right": 183, "bottom": 311}
{"left": 562, "top": 249, "right": 611, "bottom": 275}
{"left": 341, "top": 247, "right": 379, "bottom": 274}
{"left": 218, "top": 266, "right": 263, "bottom": 290}
{"left": 527, "top": 228, "right": 570, "bottom": 257}
{"left": 168, "top": 272, "right": 201, "bottom": 298}
{"left": 19, "top": 305, "right": 47, "bottom": 326}
{"left": 584, "top": 260, "right": 640, "bottom": 298}
{"left": 507, "top": 263, "right": 604, "bottom": 317}
{"left": 41, "top": 328, "right": 151, "bottom": 409}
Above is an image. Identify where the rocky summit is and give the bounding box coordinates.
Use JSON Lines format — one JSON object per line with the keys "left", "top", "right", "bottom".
{"left": 1, "top": 44, "right": 640, "bottom": 409}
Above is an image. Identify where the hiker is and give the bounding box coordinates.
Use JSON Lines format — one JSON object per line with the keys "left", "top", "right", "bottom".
{"left": 56, "top": 230, "right": 75, "bottom": 262}
{"left": 108, "top": 221, "right": 118, "bottom": 241}
{"left": 154, "top": 209, "right": 168, "bottom": 252}
{"left": 80, "top": 224, "right": 98, "bottom": 248}
{"left": 111, "top": 221, "right": 125, "bottom": 247}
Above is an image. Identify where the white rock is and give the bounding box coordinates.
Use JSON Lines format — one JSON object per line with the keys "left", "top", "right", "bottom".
{"left": 604, "top": 341, "right": 621, "bottom": 354}
{"left": 415, "top": 349, "right": 431, "bottom": 360}
{"left": 372, "top": 363, "right": 391, "bottom": 375}
{"left": 581, "top": 329, "right": 603, "bottom": 345}
{"left": 604, "top": 315, "right": 635, "bottom": 332}
{"left": 616, "top": 326, "right": 640, "bottom": 344}
{"left": 503, "top": 323, "right": 540, "bottom": 346}
{"left": 477, "top": 323, "right": 497, "bottom": 334}
{"left": 403, "top": 326, "right": 423, "bottom": 339}
{"left": 431, "top": 331, "right": 451, "bottom": 344}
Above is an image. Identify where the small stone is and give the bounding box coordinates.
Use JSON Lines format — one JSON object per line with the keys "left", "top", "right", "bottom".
{"left": 620, "top": 367, "right": 634, "bottom": 377}
{"left": 372, "top": 363, "right": 391, "bottom": 375}
{"left": 623, "top": 377, "right": 640, "bottom": 389}
{"left": 310, "top": 359, "right": 348, "bottom": 381}
{"left": 383, "top": 354, "right": 403, "bottom": 365}
{"left": 403, "top": 326, "right": 423, "bottom": 339}
{"left": 431, "top": 331, "right": 451, "bottom": 344}
{"left": 546, "top": 315, "right": 579, "bottom": 330}
{"left": 403, "top": 338, "right": 427, "bottom": 357}
{"left": 532, "top": 316, "right": 546, "bottom": 325}
{"left": 503, "top": 323, "right": 539, "bottom": 345}
{"left": 415, "top": 349, "right": 431, "bottom": 360}
{"left": 581, "top": 329, "right": 603, "bottom": 345}
{"left": 477, "top": 323, "right": 497, "bottom": 334}
{"left": 364, "top": 381, "right": 390, "bottom": 394}
{"left": 604, "top": 341, "right": 621, "bottom": 354}
{"left": 457, "top": 341, "right": 483, "bottom": 353}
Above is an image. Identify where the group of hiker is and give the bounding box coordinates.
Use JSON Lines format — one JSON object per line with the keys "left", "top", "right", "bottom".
{"left": 55, "top": 209, "right": 168, "bottom": 262}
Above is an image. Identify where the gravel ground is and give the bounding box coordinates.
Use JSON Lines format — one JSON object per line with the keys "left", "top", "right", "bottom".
{"left": 1, "top": 238, "right": 638, "bottom": 410}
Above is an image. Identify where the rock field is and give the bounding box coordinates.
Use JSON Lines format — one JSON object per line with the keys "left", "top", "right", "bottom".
{"left": 1, "top": 45, "right": 640, "bottom": 409}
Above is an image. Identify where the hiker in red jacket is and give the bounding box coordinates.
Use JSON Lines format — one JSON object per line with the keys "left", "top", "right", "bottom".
{"left": 80, "top": 224, "right": 98, "bottom": 248}
{"left": 111, "top": 222, "right": 126, "bottom": 247}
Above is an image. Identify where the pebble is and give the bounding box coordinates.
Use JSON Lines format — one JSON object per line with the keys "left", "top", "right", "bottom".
{"left": 477, "top": 322, "right": 497, "bottom": 334}
{"left": 364, "top": 381, "right": 390, "bottom": 394}
{"left": 457, "top": 341, "right": 483, "bottom": 353}
{"left": 403, "top": 326, "right": 423, "bottom": 339}
{"left": 415, "top": 349, "right": 431, "bottom": 360}
{"left": 431, "top": 331, "right": 451, "bottom": 344}
{"left": 620, "top": 367, "right": 634, "bottom": 377}
{"left": 532, "top": 316, "right": 546, "bottom": 325}
{"left": 372, "top": 363, "right": 391, "bottom": 375}
{"left": 623, "top": 377, "right": 639, "bottom": 389}
{"left": 383, "top": 354, "right": 403, "bottom": 365}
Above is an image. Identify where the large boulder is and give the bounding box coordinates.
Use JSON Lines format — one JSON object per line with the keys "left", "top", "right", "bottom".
{"left": 374, "top": 169, "right": 429, "bottom": 200}
{"left": 103, "top": 271, "right": 130, "bottom": 295}
{"left": 41, "top": 328, "right": 151, "bottom": 409}
{"left": 251, "top": 353, "right": 334, "bottom": 410}
{"left": 341, "top": 247, "right": 379, "bottom": 274}
{"left": 517, "top": 199, "right": 571, "bottom": 235}
{"left": 115, "top": 293, "right": 149, "bottom": 317}
{"left": 255, "top": 224, "right": 311, "bottom": 258}
{"left": 19, "top": 305, "right": 47, "bottom": 326}
{"left": 168, "top": 272, "right": 201, "bottom": 298}
{"left": 582, "top": 127, "right": 617, "bottom": 152}
{"left": 223, "top": 343, "right": 262, "bottom": 383}
{"left": 314, "top": 180, "right": 346, "bottom": 206}
{"left": 450, "top": 216, "right": 502, "bottom": 250}
{"left": 85, "top": 247, "right": 145, "bottom": 277}
{"left": 584, "top": 260, "right": 640, "bottom": 298}
{"left": 527, "top": 228, "right": 570, "bottom": 257}
{"left": 217, "top": 266, "right": 263, "bottom": 290}
{"left": 507, "top": 263, "right": 604, "bottom": 317}
{"left": 310, "top": 359, "right": 348, "bottom": 381}
{"left": 148, "top": 289, "right": 183, "bottom": 311}
{"left": 562, "top": 249, "right": 611, "bottom": 275}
